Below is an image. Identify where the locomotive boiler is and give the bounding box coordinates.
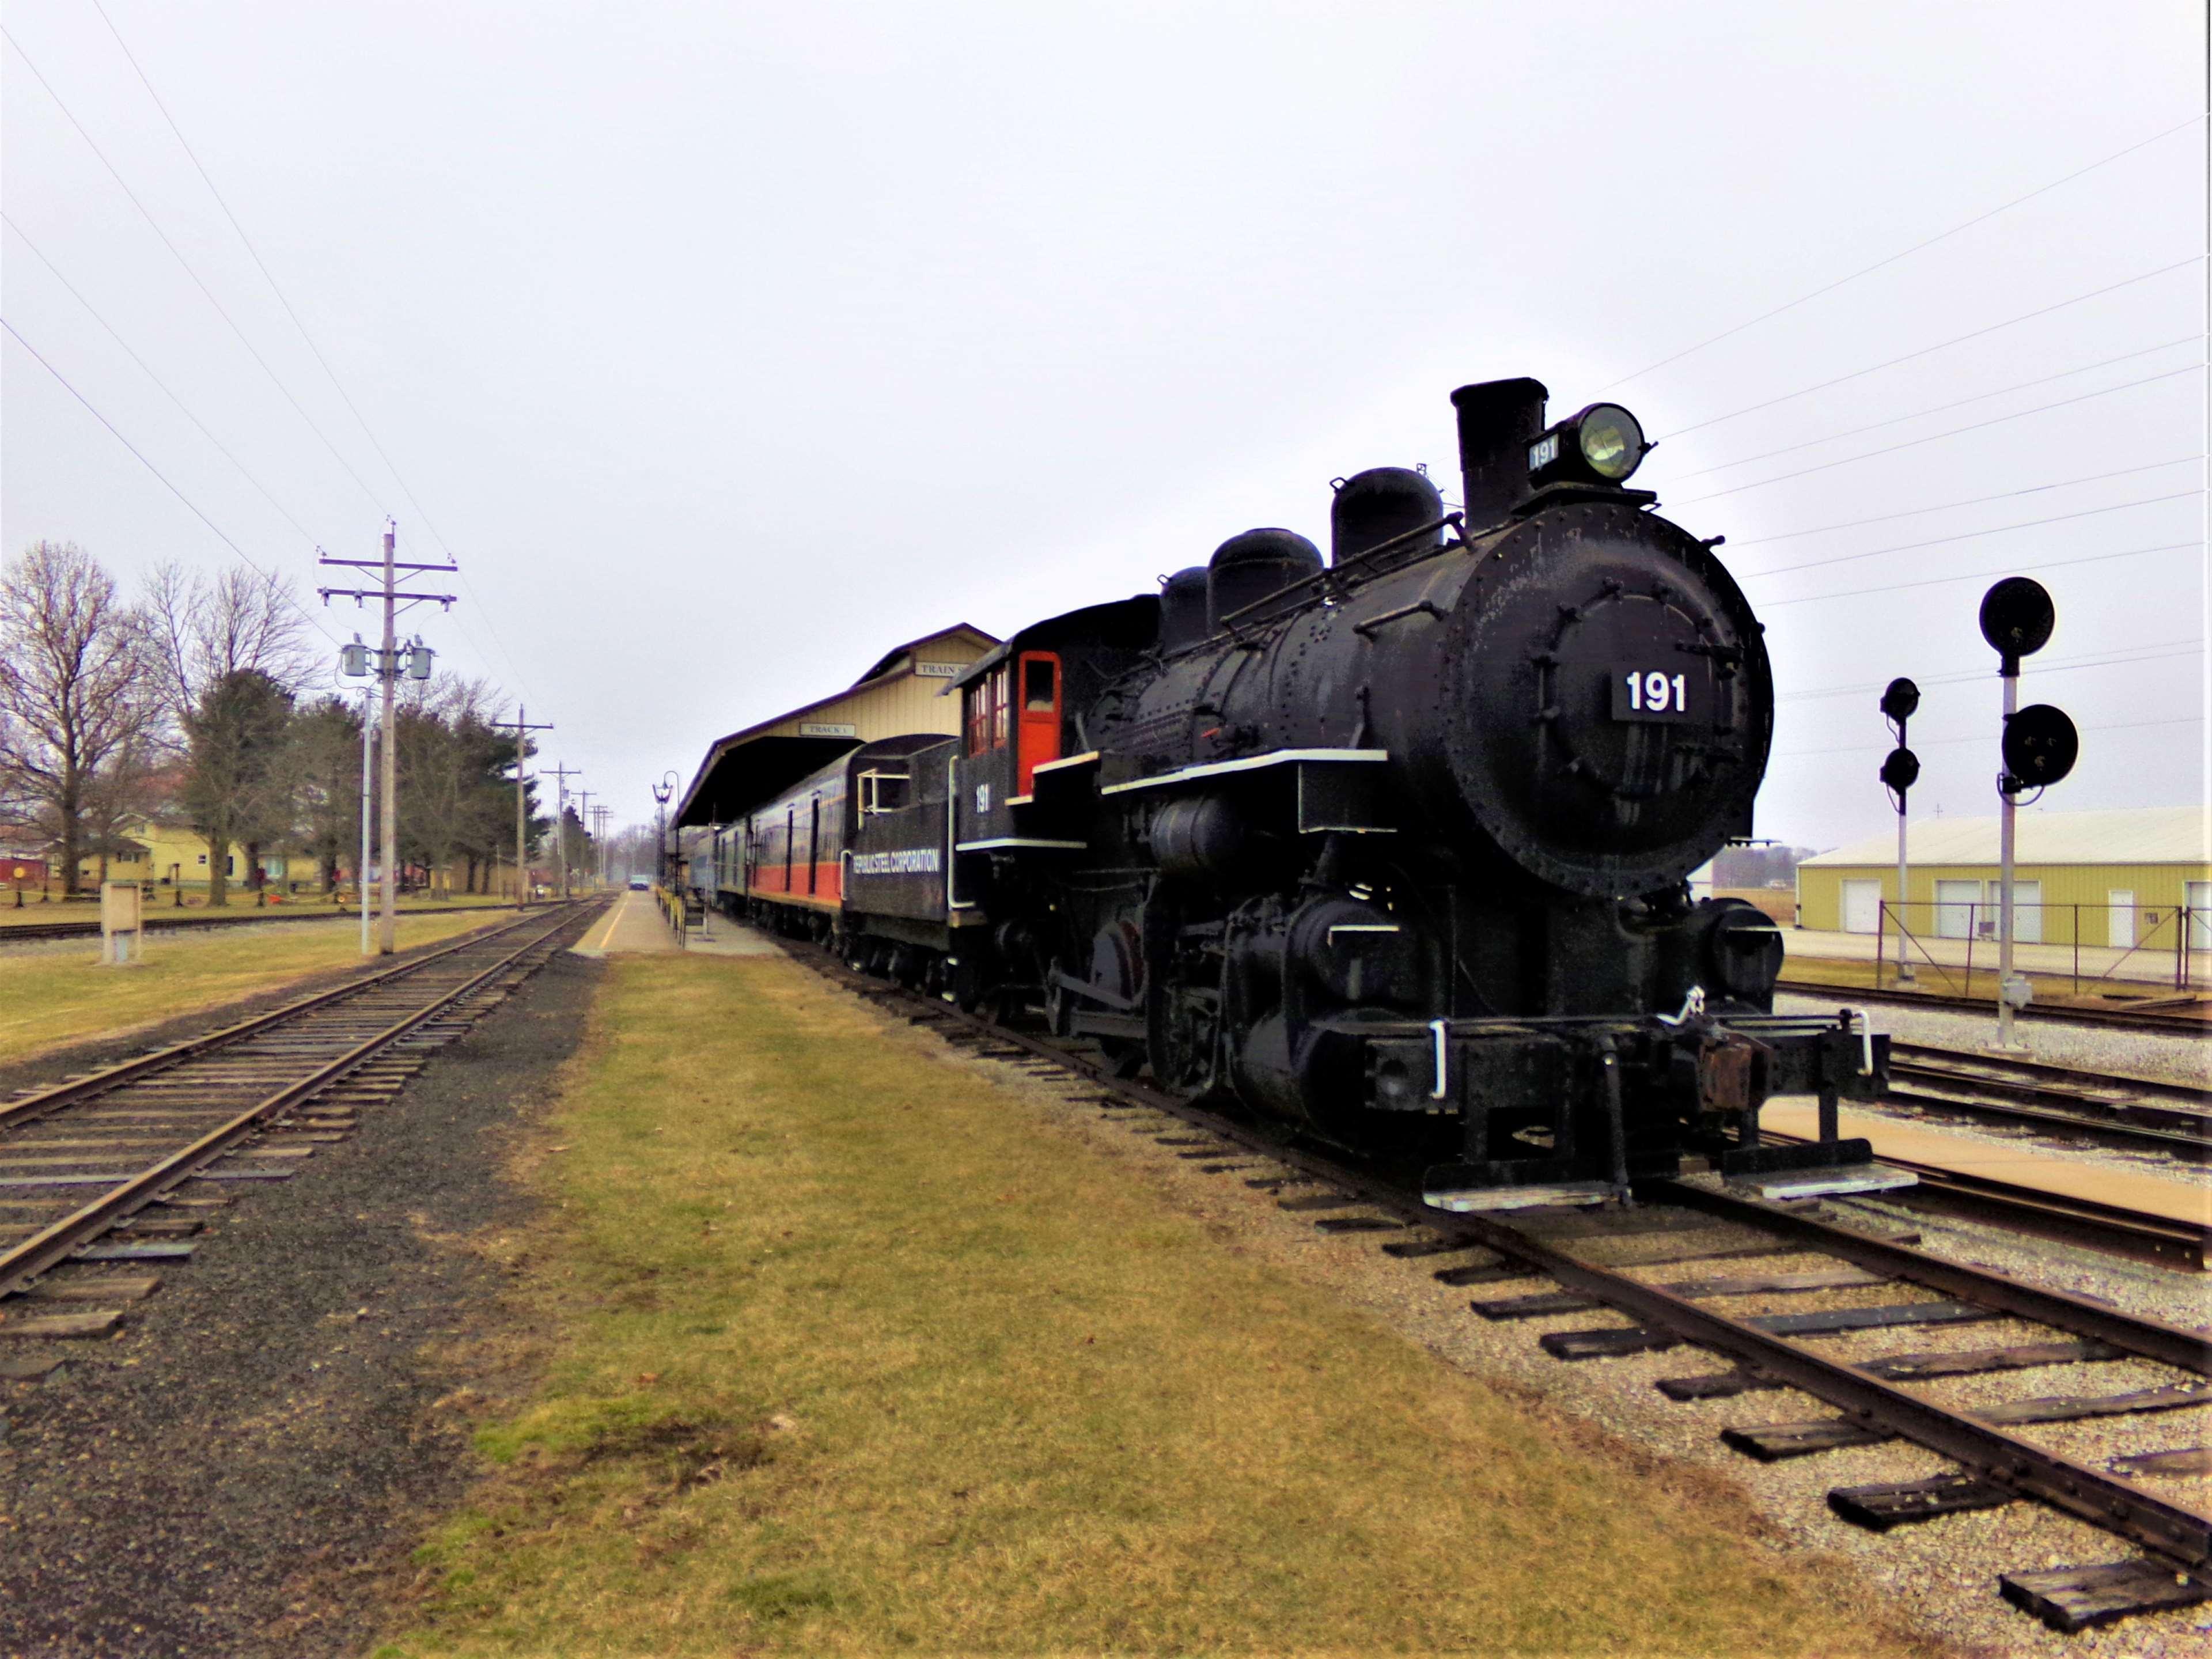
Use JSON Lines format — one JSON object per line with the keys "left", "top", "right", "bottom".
{"left": 729, "top": 376, "right": 1890, "bottom": 1209}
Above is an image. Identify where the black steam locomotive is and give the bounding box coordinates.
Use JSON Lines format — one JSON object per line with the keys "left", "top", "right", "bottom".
{"left": 720, "top": 377, "right": 1887, "bottom": 1209}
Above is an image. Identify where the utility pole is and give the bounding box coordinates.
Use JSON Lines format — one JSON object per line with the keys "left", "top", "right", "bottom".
{"left": 494, "top": 707, "right": 553, "bottom": 910}
{"left": 321, "top": 524, "right": 455, "bottom": 955}
{"left": 548, "top": 764, "right": 582, "bottom": 900}
{"left": 358, "top": 685, "right": 374, "bottom": 955}
{"left": 591, "top": 805, "right": 611, "bottom": 886}
{"left": 576, "top": 791, "right": 595, "bottom": 890}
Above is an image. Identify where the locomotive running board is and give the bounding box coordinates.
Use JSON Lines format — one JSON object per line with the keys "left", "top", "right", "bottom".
{"left": 1423, "top": 1180, "right": 1619, "bottom": 1214}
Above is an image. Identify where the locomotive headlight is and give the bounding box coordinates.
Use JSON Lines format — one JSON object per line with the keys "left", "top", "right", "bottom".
{"left": 1528, "top": 403, "right": 1649, "bottom": 487}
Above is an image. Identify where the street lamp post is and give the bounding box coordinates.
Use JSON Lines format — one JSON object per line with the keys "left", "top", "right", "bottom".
{"left": 653, "top": 772, "right": 678, "bottom": 894}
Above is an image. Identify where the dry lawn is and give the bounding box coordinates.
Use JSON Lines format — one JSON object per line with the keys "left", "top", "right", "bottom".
{"left": 378, "top": 955, "right": 1950, "bottom": 1659}
{"left": 0, "top": 911, "right": 508, "bottom": 1065}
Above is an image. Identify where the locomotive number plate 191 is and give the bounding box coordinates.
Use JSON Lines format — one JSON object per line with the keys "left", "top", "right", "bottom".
{"left": 1611, "top": 666, "right": 1695, "bottom": 723}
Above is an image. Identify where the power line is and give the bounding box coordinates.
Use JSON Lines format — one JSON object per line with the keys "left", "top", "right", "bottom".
{"left": 1777, "top": 640, "right": 2204, "bottom": 704}
{"left": 1600, "top": 113, "right": 2205, "bottom": 393}
{"left": 1741, "top": 490, "right": 2198, "bottom": 582}
{"left": 3, "top": 314, "right": 342, "bottom": 646}
{"left": 1652, "top": 257, "right": 2202, "bottom": 443}
{"left": 1774, "top": 712, "right": 2203, "bottom": 761}
{"left": 1671, "top": 363, "right": 2202, "bottom": 507}
{"left": 1721, "top": 457, "right": 2204, "bottom": 547}
{"left": 82, "top": 0, "right": 537, "bottom": 703}
{"left": 1666, "top": 338, "right": 2199, "bottom": 480}
{"left": 1760, "top": 539, "right": 2201, "bottom": 609}
{"left": 0, "top": 23, "right": 393, "bottom": 517}
{"left": 2, "top": 210, "right": 331, "bottom": 550}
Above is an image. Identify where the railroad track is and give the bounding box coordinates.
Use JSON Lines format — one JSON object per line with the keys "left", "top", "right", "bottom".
{"left": 1778, "top": 978, "right": 2212, "bottom": 1039}
{"left": 0, "top": 902, "right": 602, "bottom": 1365}
{"left": 0, "top": 903, "right": 516, "bottom": 946}
{"left": 1881, "top": 1042, "right": 2212, "bottom": 1161}
{"left": 787, "top": 942, "right": 2212, "bottom": 1635}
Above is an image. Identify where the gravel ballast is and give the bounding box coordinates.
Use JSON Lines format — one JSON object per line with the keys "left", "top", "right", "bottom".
{"left": 0, "top": 949, "right": 601, "bottom": 1659}
{"left": 830, "top": 982, "right": 2212, "bottom": 1657}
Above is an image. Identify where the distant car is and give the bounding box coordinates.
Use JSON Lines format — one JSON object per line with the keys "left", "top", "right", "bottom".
{"left": 628, "top": 876, "right": 649, "bottom": 891}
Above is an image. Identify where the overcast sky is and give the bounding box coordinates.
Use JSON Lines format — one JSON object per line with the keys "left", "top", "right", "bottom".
{"left": 3, "top": 1, "right": 2204, "bottom": 854}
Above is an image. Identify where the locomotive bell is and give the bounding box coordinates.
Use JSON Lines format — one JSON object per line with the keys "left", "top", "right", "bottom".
{"left": 1330, "top": 467, "right": 1444, "bottom": 565}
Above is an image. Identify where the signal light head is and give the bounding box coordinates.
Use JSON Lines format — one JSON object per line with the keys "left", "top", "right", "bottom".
{"left": 1528, "top": 403, "right": 1649, "bottom": 487}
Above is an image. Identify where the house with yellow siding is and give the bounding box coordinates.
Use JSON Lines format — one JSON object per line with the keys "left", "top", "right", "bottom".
{"left": 76, "top": 816, "right": 324, "bottom": 891}
{"left": 1795, "top": 805, "right": 2211, "bottom": 951}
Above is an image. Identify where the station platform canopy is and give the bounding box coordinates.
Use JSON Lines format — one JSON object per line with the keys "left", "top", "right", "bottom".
{"left": 675, "top": 623, "right": 1001, "bottom": 827}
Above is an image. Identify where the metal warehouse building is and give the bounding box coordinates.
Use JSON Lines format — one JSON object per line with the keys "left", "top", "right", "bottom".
{"left": 1795, "top": 805, "right": 2211, "bottom": 950}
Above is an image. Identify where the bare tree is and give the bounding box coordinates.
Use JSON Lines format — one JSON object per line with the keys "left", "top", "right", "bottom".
{"left": 145, "top": 563, "right": 315, "bottom": 906}
{"left": 0, "top": 543, "right": 162, "bottom": 896}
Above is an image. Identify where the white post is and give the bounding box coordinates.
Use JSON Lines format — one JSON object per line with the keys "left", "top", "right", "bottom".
{"left": 1894, "top": 796, "right": 1912, "bottom": 985}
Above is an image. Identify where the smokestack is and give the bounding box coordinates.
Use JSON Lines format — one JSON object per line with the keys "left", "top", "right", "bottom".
{"left": 1449, "top": 377, "right": 1548, "bottom": 527}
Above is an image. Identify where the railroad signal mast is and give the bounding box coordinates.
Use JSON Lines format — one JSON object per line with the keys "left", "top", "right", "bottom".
{"left": 1877, "top": 678, "right": 1921, "bottom": 986}
{"left": 493, "top": 708, "right": 554, "bottom": 910}
{"left": 1978, "top": 577, "right": 2081, "bottom": 1051}
{"left": 326, "top": 524, "right": 454, "bottom": 955}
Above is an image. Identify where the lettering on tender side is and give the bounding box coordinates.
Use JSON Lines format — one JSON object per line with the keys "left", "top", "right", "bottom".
{"left": 850, "top": 849, "right": 944, "bottom": 877}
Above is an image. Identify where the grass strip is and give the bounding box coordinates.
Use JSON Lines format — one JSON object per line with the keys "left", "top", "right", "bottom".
{"left": 380, "top": 955, "right": 1949, "bottom": 1658}
{"left": 0, "top": 893, "right": 518, "bottom": 927}
{"left": 0, "top": 912, "right": 505, "bottom": 1065}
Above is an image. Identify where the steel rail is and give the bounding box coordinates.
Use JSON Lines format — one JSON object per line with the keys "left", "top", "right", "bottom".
{"left": 1756, "top": 1126, "right": 2209, "bottom": 1270}
{"left": 1892, "top": 1043, "right": 2212, "bottom": 1111}
{"left": 795, "top": 945, "right": 2212, "bottom": 1579}
{"left": 0, "top": 905, "right": 579, "bottom": 1133}
{"left": 0, "top": 904, "right": 596, "bottom": 1300}
{"left": 1880, "top": 1081, "right": 2211, "bottom": 1161}
{"left": 1777, "top": 978, "right": 2210, "bottom": 1039}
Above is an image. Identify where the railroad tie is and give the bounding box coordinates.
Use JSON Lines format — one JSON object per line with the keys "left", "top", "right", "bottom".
{"left": 1471, "top": 1267, "right": 1882, "bottom": 1320}
{"left": 1541, "top": 1299, "right": 1993, "bottom": 1362}
{"left": 1657, "top": 1339, "right": 2124, "bottom": 1401}
{"left": 1828, "top": 1472, "right": 2014, "bottom": 1530}
{"left": 1729, "top": 1381, "right": 2211, "bottom": 1464}
{"left": 2108, "top": 1447, "right": 2212, "bottom": 1478}
{"left": 1999, "top": 1560, "right": 2210, "bottom": 1633}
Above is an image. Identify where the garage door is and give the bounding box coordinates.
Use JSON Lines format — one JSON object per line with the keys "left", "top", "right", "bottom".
{"left": 1934, "top": 880, "right": 1980, "bottom": 940}
{"left": 1840, "top": 880, "right": 1883, "bottom": 934}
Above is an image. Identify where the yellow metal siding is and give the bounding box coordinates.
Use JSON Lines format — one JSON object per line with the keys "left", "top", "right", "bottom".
{"left": 1796, "top": 860, "right": 2209, "bottom": 944}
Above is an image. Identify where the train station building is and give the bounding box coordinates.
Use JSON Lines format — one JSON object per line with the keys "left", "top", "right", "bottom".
{"left": 673, "top": 622, "right": 1001, "bottom": 832}
{"left": 1794, "top": 804, "right": 2211, "bottom": 955}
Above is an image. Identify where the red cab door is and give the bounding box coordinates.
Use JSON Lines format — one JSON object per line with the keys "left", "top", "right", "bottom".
{"left": 1016, "top": 652, "right": 1062, "bottom": 795}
